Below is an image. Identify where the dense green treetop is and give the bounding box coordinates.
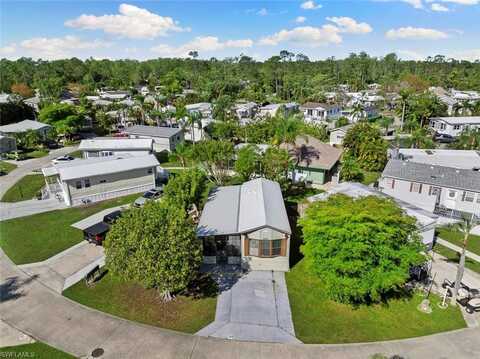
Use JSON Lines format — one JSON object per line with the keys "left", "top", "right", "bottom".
{"left": 299, "top": 194, "right": 425, "bottom": 304}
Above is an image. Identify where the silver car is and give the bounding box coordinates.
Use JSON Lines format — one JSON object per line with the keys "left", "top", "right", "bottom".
{"left": 134, "top": 187, "right": 163, "bottom": 207}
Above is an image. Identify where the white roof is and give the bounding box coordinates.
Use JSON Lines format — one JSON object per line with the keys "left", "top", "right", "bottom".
{"left": 42, "top": 155, "right": 159, "bottom": 181}
{"left": 397, "top": 149, "right": 480, "bottom": 170}
{"left": 307, "top": 182, "right": 438, "bottom": 229}
{"left": 0, "top": 120, "right": 51, "bottom": 134}
{"left": 197, "top": 178, "right": 291, "bottom": 236}
{"left": 431, "top": 116, "right": 480, "bottom": 125}
{"left": 79, "top": 138, "right": 153, "bottom": 151}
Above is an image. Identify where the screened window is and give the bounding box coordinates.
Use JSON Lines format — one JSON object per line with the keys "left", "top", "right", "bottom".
{"left": 462, "top": 191, "right": 475, "bottom": 203}
{"left": 248, "top": 239, "right": 284, "bottom": 258}
{"left": 84, "top": 179, "right": 91, "bottom": 188}
{"left": 75, "top": 181, "right": 82, "bottom": 189}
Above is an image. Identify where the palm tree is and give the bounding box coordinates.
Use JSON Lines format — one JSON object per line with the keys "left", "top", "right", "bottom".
{"left": 398, "top": 89, "right": 411, "bottom": 132}
{"left": 170, "top": 142, "right": 192, "bottom": 167}
{"left": 351, "top": 103, "right": 364, "bottom": 123}
{"left": 451, "top": 216, "right": 479, "bottom": 306}
{"left": 186, "top": 111, "right": 202, "bottom": 144}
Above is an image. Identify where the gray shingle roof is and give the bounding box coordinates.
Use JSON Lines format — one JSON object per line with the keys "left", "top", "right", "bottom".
{"left": 125, "top": 125, "right": 182, "bottom": 138}
{"left": 197, "top": 178, "right": 291, "bottom": 236}
{"left": 0, "top": 120, "right": 51, "bottom": 134}
{"left": 382, "top": 159, "right": 480, "bottom": 192}
{"left": 430, "top": 116, "right": 480, "bottom": 125}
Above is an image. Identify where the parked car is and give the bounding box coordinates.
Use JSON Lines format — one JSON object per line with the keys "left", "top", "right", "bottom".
{"left": 134, "top": 187, "right": 163, "bottom": 207}
{"left": 83, "top": 222, "right": 110, "bottom": 245}
{"left": 103, "top": 210, "right": 123, "bottom": 225}
{"left": 52, "top": 155, "right": 74, "bottom": 164}
{"left": 434, "top": 133, "right": 456, "bottom": 143}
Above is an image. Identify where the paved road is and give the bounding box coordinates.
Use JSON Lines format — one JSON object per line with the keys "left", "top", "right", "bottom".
{"left": 197, "top": 270, "right": 299, "bottom": 343}
{"left": 0, "top": 198, "right": 67, "bottom": 221}
{"left": 0, "top": 146, "right": 77, "bottom": 199}
{"left": 2, "top": 250, "right": 480, "bottom": 359}
{"left": 437, "top": 237, "right": 480, "bottom": 263}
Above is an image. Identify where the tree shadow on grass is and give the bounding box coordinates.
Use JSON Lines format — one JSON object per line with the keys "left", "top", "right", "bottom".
{"left": 0, "top": 275, "right": 39, "bottom": 302}
{"left": 183, "top": 272, "right": 219, "bottom": 299}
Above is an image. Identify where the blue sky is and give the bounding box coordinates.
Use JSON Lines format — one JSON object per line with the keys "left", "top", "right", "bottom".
{"left": 1, "top": 0, "right": 478, "bottom": 61}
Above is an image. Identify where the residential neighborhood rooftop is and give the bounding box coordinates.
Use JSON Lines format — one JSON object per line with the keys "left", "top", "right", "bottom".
{"left": 281, "top": 136, "right": 342, "bottom": 170}
{"left": 382, "top": 159, "right": 480, "bottom": 193}
{"left": 197, "top": 178, "right": 291, "bottom": 237}
{"left": 79, "top": 138, "right": 153, "bottom": 151}
{"left": 42, "top": 154, "right": 159, "bottom": 181}
{"left": 430, "top": 116, "right": 480, "bottom": 125}
{"left": 124, "top": 125, "right": 182, "bottom": 138}
{"left": 0, "top": 120, "right": 51, "bottom": 134}
{"left": 396, "top": 148, "right": 480, "bottom": 170}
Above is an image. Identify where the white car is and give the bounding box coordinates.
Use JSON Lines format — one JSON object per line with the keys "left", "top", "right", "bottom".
{"left": 52, "top": 155, "right": 75, "bottom": 164}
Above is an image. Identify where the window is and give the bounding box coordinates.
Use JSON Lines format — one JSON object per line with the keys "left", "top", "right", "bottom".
{"left": 453, "top": 125, "right": 461, "bottom": 130}
{"left": 147, "top": 168, "right": 153, "bottom": 174}
{"left": 409, "top": 182, "right": 422, "bottom": 194}
{"left": 75, "top": 181, "right": 82, "bottom": 189}
{"left": 386, "top": 178, "right": 395, "bottom": 189}
{"left": 100, "top": 179, "right": 107, "bottom": 184}
{"left": 84, "top": 179, "right": 90, "bottom": 188}
{"left": 248, "top": 238, "right": 284, "bottom": 257}
{"left": 462, "top": 191, "right": 475, "bottom": 203}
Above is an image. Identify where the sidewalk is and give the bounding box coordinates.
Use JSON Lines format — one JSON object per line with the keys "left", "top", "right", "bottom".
{"left": 0, "top": 199, "right": 67, "bottom": 221}
{"left": 2, "top": 248, "right": 480, "bottom": 358}
{"left": 437, "top": 237, "right": 480, "bottom": 263}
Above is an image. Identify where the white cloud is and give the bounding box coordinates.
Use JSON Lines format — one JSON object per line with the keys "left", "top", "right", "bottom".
{"left": 0, "top": 44, "right": 17, "bottom": 56}
{"left": 431, "top": 3, "right": 450, "bottom": 10}
{"left": 396, "top": 48, "right": 480, "bottom": 61}
{"left": 449, "top": 48, "right": 480, "bottom": 61}
{"left": 258, "top": 25, "right": 342, "bottom": 47}
{"left": 295, "top": 16, "right": 307, "bottom": 23}
{"left": 19, "top": 36, "right": 111, "bottom": 59}
{"left": 438, "top": 0, "right": 478, "bottom": 4}
{"left": 326, "top": 17, "right": 373, "bottom": 34}
{"left": 65, "top": 3, "right": 188, "bottom": 39}
{"left": 301, "top": 1, "right": 323, "bottom": 10}
{"left": 386, "top": 27, "right": 448, "bottom": 39}
{"left": 151, "top": 36, "right": 253, "bottom": 57}
{"left": 402, "top": 0, "right": 424, "bottom": 8}
{"left": 257, "top": 8, "right": 268, "bottom": 16}
{"left": 396, "top": 49, "right": 425, "bottom": 60}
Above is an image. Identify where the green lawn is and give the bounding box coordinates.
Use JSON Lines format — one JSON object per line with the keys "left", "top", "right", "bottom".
{"left": 286, "top": 259, "right": 466, "bottom": 344}
{"left": 437, "top": 227, "right": 480, "bottom": 256}
{"left": 361, "top": 170, "right": 381, "bottom": 186}
{"left": 433, "top": 243, "right": 480, "bottom": 274}
{"left": 0, "top": 342, "right": 74, "bottom": 359}
{"left": 25, "top": 149, "right": 49, "bottom": 159}
{"left": 0, "top": 160, "right": 17, "bottom": 174}
{"left": 63, "top": 272, "right": 217, "bottom": 334}
{"left": 0, "top": 193, "right": 139, "bottom": 264}
{"left": 68, "top": 149, "right": 83, "bottom": 158}
{"left": 1, "top": 174, "right": 45, "bottom": 202}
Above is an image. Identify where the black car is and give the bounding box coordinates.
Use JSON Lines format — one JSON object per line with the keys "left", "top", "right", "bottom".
{"left": 434, "top": 133, "right": 456, "bottom": 143}
{"left": 103, "top": 210, "right": 122, "bottom": 225}
{"left": 83, "top": 222, "right": 110, "bottom": 245}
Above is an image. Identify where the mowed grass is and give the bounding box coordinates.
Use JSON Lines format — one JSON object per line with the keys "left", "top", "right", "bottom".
{"left": 1, "top": 174, "right": 45, "bottom": 202}
{"left": 0, "top": 160, "right": 17, "bottom": 174}
{"left": 63, "top": 272, "right": 217, "bottom": 334}
{"left": 361, "top": 170, "right": 381, "bottom": 186}
{"left": 437, "top": 227, "right": 480, "bottom": 256}
{"left": 286, "top": 259, "right": 466, "bottom": 344}
{"left": 433, "top": 243, "right": 480, "bottom": 274}
{"left": 0, "top": 342, "right": 74, "bottom": 359}
{"left": 0, "top": 193, "right": 139, "bottom": 264}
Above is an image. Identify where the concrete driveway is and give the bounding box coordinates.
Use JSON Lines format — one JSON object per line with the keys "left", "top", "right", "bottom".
{"left": 0, "top": 198, "right": 67, "bottom": 221}
{"left": 0, "top": 145, "right": 77, "bottom": 199}
{"left": 197, "top": 270, "right": 300, "bottom": 344}
{"left": 2, "top": 249, "right": 480, "bottom": 358}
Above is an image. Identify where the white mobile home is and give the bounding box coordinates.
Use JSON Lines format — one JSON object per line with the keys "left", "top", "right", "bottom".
{"left": 125, "top": 125, "right": 183, "bottom": 152}
{"left": 429, "top": 116, "right": 480, "bottom": 137}
{"left": 0, "top": 120, "right": 51, "bottom": 139}
{"left": 0, "top": 135, "right": 17, "bottom": 153}
{"left": 379, "top": 159, "right": 480, "bottom": 219}
{"left": 300, "top": 102, "right": 341, "bottom": 124}
{"left": 42, "top": 155, "right": 159, "bottom": 206}
{"left": 78, "top": 138, "right": 153, "bottom": 159}
{"left": 197, "top": 178, "right": 291, "bottom": 272}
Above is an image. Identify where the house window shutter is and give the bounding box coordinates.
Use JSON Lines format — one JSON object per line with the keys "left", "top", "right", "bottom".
{"left": 409, "top": 182, "right": 413, "bottom": 192}
{"left": 419, "top": 184, "right": 422, "bottom": 194}
{"left": 244, "top": 236, "right": 249, "bottom": 256}
{"left": 280, "top": 237, "right": 287, "bottom": 256}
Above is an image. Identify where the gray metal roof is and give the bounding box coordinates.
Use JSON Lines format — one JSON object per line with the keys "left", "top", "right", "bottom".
{"left": 430, "top": 116, "right": 480, "bottom": 125}
{"left": 397, "top": 149, "right": 480, "bottom": 170}
{"left": 44, "top": 155, "right": 159, "bottom": 181}
{"left": 382, "top": 159, "right": 480, "bottom": 192}
{"left": 125, "top": 125, "right": 182, "bottom": 138}
{"left": 79, "top": 138, "right": 153, "bottom": 151}
{"left": 197, "top": 178, "right": 291, "bottom": 237}
{"left": 0, "top": 120, "right": 51, "bottom": 134}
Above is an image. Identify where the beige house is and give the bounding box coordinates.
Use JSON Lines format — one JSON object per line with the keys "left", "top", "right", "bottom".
{"left": 197, "top": 178, "right": 291, "bottom": 272}
{"left": 42, "top": 155, "right": 159, "bottom": 206}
